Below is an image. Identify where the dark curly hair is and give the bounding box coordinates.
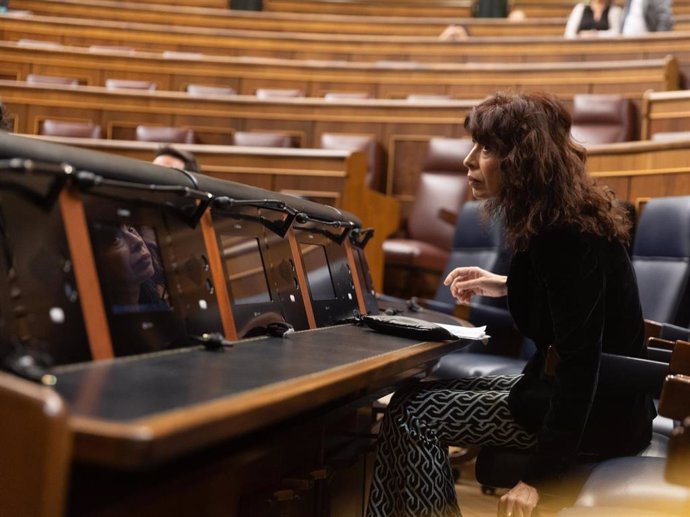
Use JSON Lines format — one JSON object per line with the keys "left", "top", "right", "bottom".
{"left": 464, "top": 91, "right": 631, "bottom": 251}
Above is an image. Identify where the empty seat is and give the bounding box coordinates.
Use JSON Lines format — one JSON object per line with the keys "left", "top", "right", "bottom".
{"left": 320, "top": 132, "right": 384, "bottom": 191}
{"left": 406, "top": 94, "right": 453, "bottom": 101}
{"left": 105, "top": 79, "right": 157, "bottom": 91}
{"left": 88, "top": 45, "right": 135, "bottom": 53}
{"left": 135, "top": 125, "right": 196, "bottom": 144}
{"left": 186, "top": 84, "right": 236, "bottom": 96}
{"left": 26, "top": 74, "right": 79, "bottom": 86}
{"left": 651, "top": 131, "right": 690, "bottom": 142}
{"left": 570, "top": 94, "right": 637, "bottom": 145}
{"left": 255, "top": 88, "right": 304, "bottom": 99}
{"left": 382, "top": 137, "right": 472, "bottom": 297}
{"left": 232, "top": 131, "right": 295, "bottom": 148}
{"left": 324, "top": 92, "right": 371, "bottom": 100}
{"left": 39, "top": 120, "right": 103, "bottom": 139}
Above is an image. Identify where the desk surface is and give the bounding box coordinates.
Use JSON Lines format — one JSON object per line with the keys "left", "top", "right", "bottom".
{"left": 53, "top": 324, "right": 466, "bottom": 468}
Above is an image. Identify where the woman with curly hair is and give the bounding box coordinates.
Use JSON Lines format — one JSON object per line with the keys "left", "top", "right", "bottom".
{"left": 366, "top": 92, "right": 655, "bottom": 517}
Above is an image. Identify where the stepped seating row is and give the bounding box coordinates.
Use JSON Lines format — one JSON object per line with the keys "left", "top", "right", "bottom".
{"left": 2, "top": 40, "right": 677, "bottom": 102}
{"left": 3, "top": 12, "right": 690, "bottom": 76}
{"left": 18, "top": 0, "right": 690, "bottom": 38}
{"left": 0, "top": 81, "right": 658, "bottom": 223}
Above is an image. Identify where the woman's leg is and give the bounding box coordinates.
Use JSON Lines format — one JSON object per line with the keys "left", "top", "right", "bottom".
{"left": 366, "top": 375, "right": 536, "bottom": 517}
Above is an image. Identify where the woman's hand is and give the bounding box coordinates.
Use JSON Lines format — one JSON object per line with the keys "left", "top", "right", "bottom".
{"left": 497, "top": 481, "right": 539, "bottom": 517}
{"left": 443, "top": 266, "right": 507, "bottom": 303}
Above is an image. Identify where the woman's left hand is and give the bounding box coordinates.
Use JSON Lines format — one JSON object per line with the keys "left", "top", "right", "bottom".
{"left": 497, "top": 481, "right": 539, "bottom": 517}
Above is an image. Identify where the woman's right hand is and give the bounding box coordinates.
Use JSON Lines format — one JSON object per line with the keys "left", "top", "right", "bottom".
{"left": 443, "top": 266, "right": 508, "bottom": 303}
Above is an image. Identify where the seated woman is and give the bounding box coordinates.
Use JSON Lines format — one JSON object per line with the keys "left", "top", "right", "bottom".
{"left": 564, "top": 0, "right": 623, "bottom": 38}
{"left": 365, "top": 92, "right": 655, "bottom": 517}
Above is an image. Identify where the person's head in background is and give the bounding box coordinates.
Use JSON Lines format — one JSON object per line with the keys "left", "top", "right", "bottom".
{"left": 152, "top": 145, "right": 201, "bottom": 173}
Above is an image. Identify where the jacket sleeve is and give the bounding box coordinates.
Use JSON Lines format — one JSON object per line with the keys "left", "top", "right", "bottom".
{"left": 564, "top": 4, "right": 585, "bottom": 38}
{"left": 522, "top": 234, "right": 605, "bottom": 485}
{"left": 648, "top": 0, "right": 674, "bottom": 31}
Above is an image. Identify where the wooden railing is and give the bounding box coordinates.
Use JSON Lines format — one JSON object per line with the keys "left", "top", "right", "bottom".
{"left": 0, "top": 42, "right": 676, "bottom": 102}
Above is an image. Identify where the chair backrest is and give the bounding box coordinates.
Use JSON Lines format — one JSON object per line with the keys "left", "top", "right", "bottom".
{"left": 255, "top": 88, "right": 304, "bottom": 99}
{"left": 186, "top": 84, "right": 236, "bottom": 96}
{"left": 632, "top": 195, "right": 690, "bottom": 327}
{"left": 40, "top": 119, "right": 103, "bottom": 139}
{"left": 324, "top": 92, "right": 371, "bottom": 100}
{"left": 135, "top": 125, "right": 196, "bottom": 144}
{"left": 320, "top": 132, "right": 384, "bottom": 191}
{"left": 651, "top": 131, "right": 690, "bottom": 142}
{"left": 406, "top": 137, "right": 473, "bottom": 250}
{"left": 433, "top": 200, "right": 509, "bottom": 306}
{"left": 105, "top": 79, "right": 157, "bottom": 91}
{"left": 0, "top": 373, "right": 71, "bottom": 517}
{"left": 406, "top": 94, "right": 454, "bottom": 101}
{"left": 570, "top": 94, "right": 637, "bottom": 145}
{"left": 232, "top": 131, "right": 295, "bottom": 148}
{"left": 26, "top": 74, "right": 79, "bottom": 86}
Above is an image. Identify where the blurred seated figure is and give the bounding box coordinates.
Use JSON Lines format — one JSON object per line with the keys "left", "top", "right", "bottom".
{"left": 621, "top": 0, "right": 673, "bottom": 35}
{"left": 565, "top": 0, "right": 623, "bottom": 38}
{"left": 0, "top": 102, "right": 11, "bottom": 131}
{"left": 439, "top": 24, "right": 469, "bottom": 41}
{"left": 152, "top": 144, "right": 201, "bottom": 173}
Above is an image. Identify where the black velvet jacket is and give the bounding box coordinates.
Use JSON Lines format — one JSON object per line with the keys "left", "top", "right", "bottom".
{"left": 506, "top": 227, "right": 656, "bottom": 484}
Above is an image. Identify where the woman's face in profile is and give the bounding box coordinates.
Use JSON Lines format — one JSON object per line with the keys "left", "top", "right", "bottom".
{"left": 100, "top": 225, "right": 155, "bottom": 286}
{"left": 463, "top": 141, "right": 501, "bottom": 199}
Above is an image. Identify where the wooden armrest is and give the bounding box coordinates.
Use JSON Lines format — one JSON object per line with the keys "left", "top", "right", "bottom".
{"left": 658, "top": 374, "right": 690, "bottom": 420}
{"left": 671, "top": 340, "right": 690, "bottom": 375}
{"left": 644, "top": 319, "right": 663, "bottom": 340}
{"left": 437, "top": 207, "right": 458, "bottom": 226}
{"left": 647, "top": 336, "right": 676, "bottom": 351}
{"left": 666, "top": 416, "right": 690, "bottom": 487}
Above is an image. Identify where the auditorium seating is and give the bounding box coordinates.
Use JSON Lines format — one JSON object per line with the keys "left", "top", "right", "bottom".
{"left": 135, "top": 125, "right": 196, "bottom": 144}
{"left": 255, "top": 88, "right": 305, "bottom": 99}
{"left": 39, "top": 119, "right": 103, "bottom": 139}
{"left": 319, "top": 132, "right": 384, "bottom": 191}
{"left": 570, "top": 94, "right": 638, "bottom": 145}
{"left": 186, "top": 84, "right": 236, "bottom": 96}
{"left": 26, "top": 74, "right": 78, "bottom": 86}
{"left": 382, "top": 137, "right": 472, "bottom": 298}
{"left": 105, "top": 78, "right": 157, "bottom": 91}
{"left": 232, "top": 130, "right": 296, "bottom": 148}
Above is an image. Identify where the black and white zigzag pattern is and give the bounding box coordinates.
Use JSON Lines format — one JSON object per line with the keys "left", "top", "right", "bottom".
{"left": 366, "top": 375, "right": 536, "bottom": 517}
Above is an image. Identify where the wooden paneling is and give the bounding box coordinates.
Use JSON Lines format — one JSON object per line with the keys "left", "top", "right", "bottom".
{"left": 642, "top": 89, "right": 690, "bottom": 139}
{"left": 0, "top": 42, "right": 675, "bottom": 101}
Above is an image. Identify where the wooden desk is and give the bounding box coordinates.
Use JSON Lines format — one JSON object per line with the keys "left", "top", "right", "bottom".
{"left": 51, "top": 324, "right": 468, "bottom": 516}
{"left": 0, "top": 40, "right": 677, "bottom": 103}
{"left": 25, "top": 135, "right": 398, "bottom": 293}
{"left": 641, "top": 89, "right": 690, "bottom": 140}
{"left": 587, "top": 138, "right": 690, "bottom": 203}
{"left": 3, "top": 11, "right": 690, "bottom": 74}
{"left": 12, "top": 0, "right": 567, "bottom": 37}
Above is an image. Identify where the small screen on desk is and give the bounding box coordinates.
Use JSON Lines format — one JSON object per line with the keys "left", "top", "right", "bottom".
{"left": 90, "top": 221, "right": 172, "bottom": 314}
{"left": 220, "top": 235, "right": 272, "bottom": 305}
{"left": 300, "top": 243, "right": 336, "bottom": 301}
